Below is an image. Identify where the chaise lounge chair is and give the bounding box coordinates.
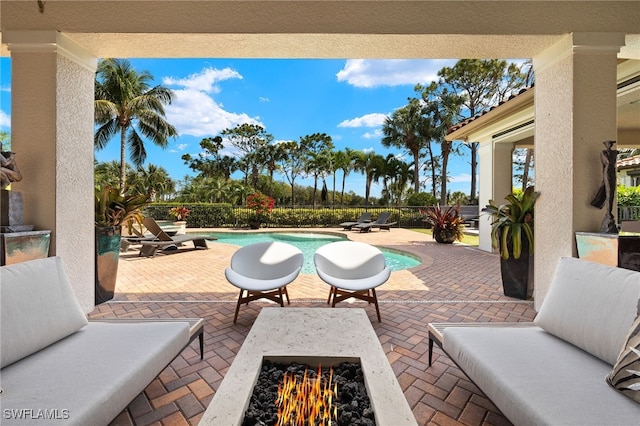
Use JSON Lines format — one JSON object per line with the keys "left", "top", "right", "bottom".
{"left": 352, "top": 211, "right": 397, "bottom": 232}
{"left": 137, "top": 218, "right": 216, "bottom": 257}
{"left": 338, "top": 212, "right": 372, "bottom": 230}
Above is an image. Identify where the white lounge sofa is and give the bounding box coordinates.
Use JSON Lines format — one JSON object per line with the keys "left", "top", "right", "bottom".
{"left": 434, "top": 257, "right": 640, "bottom": 425}
{"left": 0, "top": 257, "right": 202, "bottom": 425}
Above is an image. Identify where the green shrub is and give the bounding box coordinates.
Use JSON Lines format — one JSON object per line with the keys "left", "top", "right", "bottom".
{"left": 407, "top": 192, "right": 437, "bottom": 206}
{"left": 618, "top": 185, "right": 640, "bottom": 206}
{"left": 144, "top": 203, "right": 233, "bottom": 228}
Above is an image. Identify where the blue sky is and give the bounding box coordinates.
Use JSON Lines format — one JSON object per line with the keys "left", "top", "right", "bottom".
{"left": 0, "top": 57, "right": 479, "bottom": 198}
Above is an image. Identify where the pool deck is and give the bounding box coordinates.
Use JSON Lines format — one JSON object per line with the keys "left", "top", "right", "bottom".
{"left": 90, "top": 227, "right": 537, "bottom": 426}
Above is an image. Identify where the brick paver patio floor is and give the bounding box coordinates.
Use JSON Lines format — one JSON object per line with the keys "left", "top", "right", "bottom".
{"left": 90, "top": 227, "right": 537, "bottom": 426}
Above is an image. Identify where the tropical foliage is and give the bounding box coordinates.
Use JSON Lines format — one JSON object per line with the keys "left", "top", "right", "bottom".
{"left": 422, "top": 205, "right": 465, "bottom": 243}
{"left": 169, "top": 206, "right": 191, "bottom": 221}
{"left": 94, "top": 58, "right": 178, "bottom": 193}
{"left": 95, "top": 186, "right": 150, "bottom": 227}
{"left": 483, "top": 186, "right": 539, "bottom": 259}
{"left": 93, "top": 58, "right": 531, "bottom": 208}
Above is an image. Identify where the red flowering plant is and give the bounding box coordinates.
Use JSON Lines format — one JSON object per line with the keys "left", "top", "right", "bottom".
{"left": 247, "top": 192, "right": 275, "bottom": 223}
{"left": 169, "top": 206, "right": 191, "bottom": 221}
{"left": 421, "top": 204, "right": 465, "bottom": 244}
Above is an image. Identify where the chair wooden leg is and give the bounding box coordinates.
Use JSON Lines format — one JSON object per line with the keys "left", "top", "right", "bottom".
{"left": 327, "top": 286, "right": 335, "bottom": 304}
{"left": 233, "top": 289, "right": 244, "bottom": 324}
{"left": 282, "top": 286, "right": 290, "bottom": 305}
{"left": 277, "top": 288, "right": 285, "bottom": 307}
{"left": 372, "top": 288, "right": 381, "bottom": 322}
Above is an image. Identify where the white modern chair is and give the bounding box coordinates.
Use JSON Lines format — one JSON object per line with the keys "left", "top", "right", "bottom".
{"left": 225, "top": 241, "right": 304, "bottom": 323}
{"left": 314, "top": 241, "right": 391, "bottom": 322}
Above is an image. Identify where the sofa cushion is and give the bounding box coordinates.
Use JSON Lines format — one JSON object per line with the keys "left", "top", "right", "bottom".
{"left": 443, "top": 326, "right": 640, "bottom": 426}
{"left": 607, "top": 308, "right": 640, "bottom": 403}
{"left": 0, "top": 321, "right": 189, "bottom": 425}
{"left": 1, "top": 257, "right": 88, "bottom": 368}
{"left": 534, "top": 257, "right": 640, "bottom": 365}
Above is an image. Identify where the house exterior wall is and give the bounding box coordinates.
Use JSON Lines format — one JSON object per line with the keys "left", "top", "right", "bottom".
{"left": 533, "top": 33, "right": 622, "bottom": 309}
{"left": 7, "top": 32, "right": 96, "bottom": 312}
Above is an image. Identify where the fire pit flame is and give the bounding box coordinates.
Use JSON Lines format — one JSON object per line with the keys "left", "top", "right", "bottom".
{"left": 275, "top": 365, "right": 337, "bottom": 426}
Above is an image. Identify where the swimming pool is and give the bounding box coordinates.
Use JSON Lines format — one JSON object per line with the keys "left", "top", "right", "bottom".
{"left": 206, "top": 231, "right": 421, "bottom": 274}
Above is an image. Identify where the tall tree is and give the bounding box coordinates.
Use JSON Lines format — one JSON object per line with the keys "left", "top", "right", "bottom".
{"left": 278, "top": 140, "right": 308, "bottom": 206}
{"left": 94, "top": 58, "right": 178, "bottom": 193}
{"left": 381, "top": 154, "right": 412, "bottom": 206}
{"left": 221, "top": 124, "right": 273, "bottom": 189}
{"left": 381, "top": 98, "right": 432, "bottom": 194}
{"left": 257, "top": 143, "right": 286, "bottom": 197}
{"left": 300, "top": 133, "right": 334, "bottom": 208}
{"left": 437, "top": 59, "right": 526, "bottom": 202}
{"left": 181, "top": 136, "right": 239, "bottom": 179}
{"left": 333, "top": 149, "right": 354, "bottom": 207}
{"left": 129, "top": 164, "right": 175, "bottom": 201}
{"left": 417, "top": 82, "right": 465, "bottom": 206}
{"left": 95, "top": 160, "right": 127, "bottom": 189}
{"left": 352, "top": 151, "right": 385, "bottom": 206}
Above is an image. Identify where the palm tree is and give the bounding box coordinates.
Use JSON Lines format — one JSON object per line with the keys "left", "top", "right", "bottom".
{"left": 381, "top": 155, "right": 412, "bottom": 205}
{"left": 94, "top": 160, "right": 125, "bottom": 189}
{"left": 94, "top": 58, "right": 178, "bottom": 194}
{"left": 333, "top": 149, "right": 354, "bottom": 207}
{"left": 418, "top": 82, "right": 465, "bottom": 205}
{"left": 352, "top": 151, "right": 385, "bottom": 206}
{"left": 381, "top": 98, "right": 432, "bottom": 194}
{"left": 132, "top": 164, "right": 175, "bottom": 201}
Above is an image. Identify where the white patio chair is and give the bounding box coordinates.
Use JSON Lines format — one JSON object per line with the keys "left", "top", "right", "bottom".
{"left": 314, "top": 241, "right": 391, "bottom": 322}
{"left": 225, "top": 241, "right": 304, "bottom": 323}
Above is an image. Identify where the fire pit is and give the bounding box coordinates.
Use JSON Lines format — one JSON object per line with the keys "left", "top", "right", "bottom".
{"left": 244, "top": 358, "right": 375, "bottom": 426}
{"left": 199, "top": 308, "right": 416, "bottom": 426}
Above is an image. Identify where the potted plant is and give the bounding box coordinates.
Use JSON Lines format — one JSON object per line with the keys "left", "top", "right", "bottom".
{"left": 169, "top": 206, "right": 190, "bottom": 235}
{"left": 246, "top": 192, "right": 275, "bottom": 229}
{"left": 422, "top": 205, "right": 465, "bottom": 244}
{"left": 95, "top": 186, "right": 149, "bottom": 305}
{"left": 482, "top": 186, "right": 539, "bottom": 300}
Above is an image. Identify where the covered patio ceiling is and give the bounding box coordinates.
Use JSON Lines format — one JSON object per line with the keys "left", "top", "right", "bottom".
{"left": 1, "top": 1, "right": 639, "bottom": 60}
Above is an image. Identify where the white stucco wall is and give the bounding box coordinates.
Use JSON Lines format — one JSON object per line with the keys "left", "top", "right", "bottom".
{"left": 8, "top": 33, "right": 96, "bottom": 312}
{"left": 533, "top": 33, "right": 622, "bottom": 309}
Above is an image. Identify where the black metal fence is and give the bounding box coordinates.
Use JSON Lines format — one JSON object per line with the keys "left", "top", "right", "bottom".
{"left": 619, "top": 206, "right": 640, "bottom": 222}
{"left": 144, "top": 204, "right": 436, "bottom": 229}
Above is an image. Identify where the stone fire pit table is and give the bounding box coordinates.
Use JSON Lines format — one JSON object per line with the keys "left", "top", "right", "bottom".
{"left": 200, "top": 307, "right": 417, "bottom": 425}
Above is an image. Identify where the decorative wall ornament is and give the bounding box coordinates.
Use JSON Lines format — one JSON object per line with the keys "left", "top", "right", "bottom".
{"left": 591, "top": 140, "right": 618, "bottom": 233}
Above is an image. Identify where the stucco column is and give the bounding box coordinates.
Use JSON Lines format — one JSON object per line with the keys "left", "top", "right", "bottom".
{"left": 5, "top": 31, "right": 97, "bottom": 312}
{"left": 533, "top": 33, "right": 623, "bottom": 309}
{"left": 477, "top": 139, "right": 514, "bottom": 252}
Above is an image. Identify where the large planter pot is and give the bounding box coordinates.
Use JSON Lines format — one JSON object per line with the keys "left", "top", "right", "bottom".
{"left": 433, "top": 227, "right": 456, "bottom": 244}
{"left": 249, "top": 220, "right": 261, "bottom": 230}
{"left": 173, "top": 220, "right": 187, "bottom": 235}
{"left": 499, "top": 244, "right": 533, "bottom": 300}
{"left": 95, "top": 226, "right": 121, "bottom": 305}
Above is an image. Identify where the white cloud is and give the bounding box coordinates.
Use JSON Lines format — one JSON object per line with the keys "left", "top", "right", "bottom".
{"left": 362, "top": 129, "right": 383, "bottom": 139}
{"left": 259, "top": 97, "right": 270, "bottom": 103}
{"left": 336, "top": 59, "right": 456, "bottom": 88}
{"left": 338, "top": 113, "right": 388, "bottom": 128}
{"left": 169, "top": 143, "right": 189, "bottom": 153}
{"left": 363, "top": 147, "right": 375, "bottom": 154}
{"left": 161, "top": 67, "right": 262, "bottom": 138}
{"left": 163, "top": 67, "right": 241, "bottom": 93}
{"left": 449, "top": 173, "right": 474, "bottom": 183}
{"left": 0, "top": 110, "right": 10, "bottom": 129}
{"left": 165, "top": 89, "right": 262, "bottom": 138}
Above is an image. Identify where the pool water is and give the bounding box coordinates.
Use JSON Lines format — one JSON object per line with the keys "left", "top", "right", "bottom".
{"left": 206, "top": 232, "right": 421, "bottom": 274}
